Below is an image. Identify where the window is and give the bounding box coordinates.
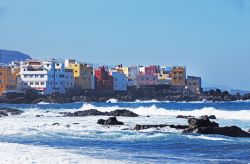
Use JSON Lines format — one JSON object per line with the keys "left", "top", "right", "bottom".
{"left": 40, "top": 75, "right": 44, "bottom": 78}
{"left": 29, "top": 75, "right": 33, "bottom": 78}
{"left": 35, "top": 75, "right": 39, "bottom": 78}
{"left": 35, "top": 82, "right": 39, "bottom": 85}
{"left": 41, "top": 82, "right": 44, "bottom": 85}
{"left": 30, "top": 82, "right": 34, "bottom": 85}
{"left": 141, "top": 78, "right": 144, "bottom": 81}
{"left": 24, "top": 75, "right": 28, "bottom": 78}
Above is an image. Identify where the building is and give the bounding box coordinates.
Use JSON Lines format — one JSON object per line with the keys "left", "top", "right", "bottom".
{"left": 115, "top": 64, "right": 129, "bottom": 77}
{"left": 171, "top": 66, "right": 186, "bottom": 85}
{"left": 20, "top": 59, "right": 74, "bottom": 95}
{"left": 0, "top": 66, "right": 17, "bottom": 96}
{"left": 111, "top": 71, "right": 127, "bottom": 91}
{"left": 65, "top": 59, "right": 94, "bottom": 90}
{"left": 95, "top": 66, "right": 113, "bottom": 91}
{"left": 127, "top": 65, "right": 139, "bottom": 87}
{"left": 144, "top": 65, "right": 159, "bottom": 76}
{"left": 187, "top": 76, "right": 202, "bottom": 94}
{"left": 136, "top": 75, "right": 158, "bottom": 86}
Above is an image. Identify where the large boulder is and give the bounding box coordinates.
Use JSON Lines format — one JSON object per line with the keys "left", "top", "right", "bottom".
{"left": 108, "top": 109, "right": 139, "bottom": 117}
{"left": 208, "top": 115, "right": 216, "bottom": 119}
{"left": 188, "top": 115, "right": 219, "bottom": 129}
{"left": 97, "top": 117, "right": 124, "bottom": 125}
{"left": 197, "top": 126, "right": 250, "bottom": 138}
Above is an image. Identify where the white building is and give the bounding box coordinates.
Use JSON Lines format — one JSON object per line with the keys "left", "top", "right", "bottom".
{"left": 127, "top": 65, "right": 139, "bottom": 87}
{"left": 20, "top": 59, "right": 74, "bottom": 95}
{"left": 111, "top": 71, "right": 127, "bottom": 91}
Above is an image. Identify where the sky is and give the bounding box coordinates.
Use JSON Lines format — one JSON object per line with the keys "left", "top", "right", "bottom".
{"left": 0, "top": 0, "right": 250, "bottom": 90}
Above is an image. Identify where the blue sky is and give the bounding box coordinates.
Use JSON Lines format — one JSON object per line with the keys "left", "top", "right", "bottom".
{"left": 0, "top": 0, "right": 250, "bottom": 90}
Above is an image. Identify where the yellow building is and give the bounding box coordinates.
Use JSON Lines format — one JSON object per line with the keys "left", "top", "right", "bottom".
{"left": 65, "top": 59, "right": 93, "bottom": 89}
{"left": 115, "top": 65, "right": 129, "bottom": 77}
{"left": 170, "top": 66, "right": 186, "bottom": 85}
{"left": 0, "top": 66, "right": 17, "bottom": 96}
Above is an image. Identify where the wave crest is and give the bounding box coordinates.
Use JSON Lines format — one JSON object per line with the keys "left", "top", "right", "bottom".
{"left": 79, "top": 103, "right": 250, "bottom": 120}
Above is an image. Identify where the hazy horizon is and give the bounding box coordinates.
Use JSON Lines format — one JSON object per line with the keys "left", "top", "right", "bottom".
{"left": 0, "top": 0, "right": 249, "bottom": 90}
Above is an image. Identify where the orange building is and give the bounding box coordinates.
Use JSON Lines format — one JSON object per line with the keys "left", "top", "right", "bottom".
{"left": 0, "top": 66, "right": 17, "bottom": 96}
{"left": 170, "top": 66, "right": 186, "bottom": 85}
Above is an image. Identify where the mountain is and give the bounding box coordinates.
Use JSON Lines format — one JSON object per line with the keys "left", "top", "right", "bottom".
{"left": 0, "top": 49, "right": 32, "bottom": 64}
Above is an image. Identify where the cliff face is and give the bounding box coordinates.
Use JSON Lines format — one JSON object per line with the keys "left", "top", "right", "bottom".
{"left": 0, "top": 49, "right": 32, "bottom": 64}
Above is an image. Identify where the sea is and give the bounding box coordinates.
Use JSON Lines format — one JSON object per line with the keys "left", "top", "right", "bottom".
{"left": 0, "top": 100, "right": 250, "bottom": 164}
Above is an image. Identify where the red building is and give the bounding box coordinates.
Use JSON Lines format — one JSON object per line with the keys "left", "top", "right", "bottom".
{"left": 145, "top": 65, "right": 158, "bottom": 76}
{"left": 94, "top": 67, "right": 113, "bottom": 91}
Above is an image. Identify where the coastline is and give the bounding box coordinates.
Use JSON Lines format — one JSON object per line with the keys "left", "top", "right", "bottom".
{"left": 0, "top": 89, "right": 249, "bottom": 104}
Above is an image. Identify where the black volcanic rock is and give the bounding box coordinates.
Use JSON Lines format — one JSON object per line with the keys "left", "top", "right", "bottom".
{"left": 134, "top": 124, "right": 188, "bottom": 130}
{"left": 197, "top": 126, "right": 250, "bottom": 138}
{"left": 60, "top": 109, "right": 106, "bottom": 117}
{"left": 0, "top": 49, "right": 31, "bottom": 64}
{"left": 61, "top": 109, "right": 138, "bottom": 117}
{"left": 0, "top": 108, "right": 23, "bottom": 116}
{"left": 188, "top": 115, "right": 219, "bottom": 129}
{"left": 108, "top": 109, "right": 139, "bottom": 117}
{"left": 208, "top": 115, "right": 216, "bottom": 119}
{"left": 176, "top": 115, "right": 194, "bottom": 119}
{"left": 97, "top": 117, "right": 124, "bottom": 125}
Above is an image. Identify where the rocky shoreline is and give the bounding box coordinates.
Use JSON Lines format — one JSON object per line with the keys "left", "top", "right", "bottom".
{"left": 0, "top": 89, "right": 250, "bottom": 104}
{"left": 1, "top": 107, "right": 249, "bottom": 138}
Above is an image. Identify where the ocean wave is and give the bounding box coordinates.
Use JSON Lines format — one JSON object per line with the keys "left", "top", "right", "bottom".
{"left": 0, "top": 142, "right": 124, "bottom": 164}
{"left": 186, "top": 135, "right": 232, "bottom": 141}
{"left": 106, "top": 99, "right": 119, "bottom": 103}
{"left": 79, "top": 103, "right": 250, "bottom": 120}
{"left": 37, "top": 101, "right": 51, "bottom": 105}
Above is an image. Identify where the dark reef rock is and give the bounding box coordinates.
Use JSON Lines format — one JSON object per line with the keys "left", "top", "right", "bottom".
{"left": 176, "top": 115, "right": 194, "bottom": 119}
{"left": 97, "top": 117, "right": 124, "bottom": 125}
{"left": 0, "top": 108, "right": 23, "bottom": 117}
{"left": 61, "top": 109, "right": 138, "bottom": 117}
{"left": 134, "top": 124, "right": 188, "bottom": 130}
{"left": 61, "top": 109, "right": 105, "bottom": 117}
{"left": 188, "top": 115, "right": 219, "bottom": 129}
{"left": 197, "top": 126, "right": 250, "bottom": 138}
{"left": 108, "top": 109, "right": 139, "bottom": 117}
{"left": 208, "top": 115, "right": 216, "bottom": 119}
{"left": 134, "top": 115, "right": 249, "bottom": 138}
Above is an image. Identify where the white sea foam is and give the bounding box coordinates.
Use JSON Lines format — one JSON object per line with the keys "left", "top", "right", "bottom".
{"left": 106, "top": 99, "right": 118, "bottom": 103}
{"left": 38, "top": 101, "right": 50, "bottom": 105}
{"left": 0, "top": 142, "right": 125, "bottom": 164}
{"left": 79, "top": 103, "right": 250, "bottom": 120}
{"left": 186, "top": 135, "right": 232, "bottom": 141}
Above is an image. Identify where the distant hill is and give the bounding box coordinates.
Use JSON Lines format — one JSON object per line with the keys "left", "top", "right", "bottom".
{"left": 0, "top": 49, "right": 32, "bottom": 64}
